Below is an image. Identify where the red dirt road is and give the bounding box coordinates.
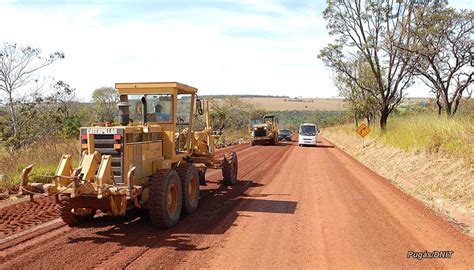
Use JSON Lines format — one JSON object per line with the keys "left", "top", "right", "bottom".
{"left": 0, "top": 138, "right": 473, "bottom": 269}
{"left": 0, "top": 196, "right": 58, "bottom": 238}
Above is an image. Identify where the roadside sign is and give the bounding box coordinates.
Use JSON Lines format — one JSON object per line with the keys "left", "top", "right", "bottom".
{"left": 356, "top": 123, "right": 371, "bottom": 138}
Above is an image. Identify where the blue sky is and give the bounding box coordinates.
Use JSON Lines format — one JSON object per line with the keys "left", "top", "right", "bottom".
{"left": 0, "top": 0, "right": 472, "bottom": 101}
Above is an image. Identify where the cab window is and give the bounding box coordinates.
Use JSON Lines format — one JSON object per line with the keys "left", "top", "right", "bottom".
{"left": 147, "top": 94, "right": 173, "bottom": 122}
{"left": 128, "top": 94, "right": 173, "bottom": 123}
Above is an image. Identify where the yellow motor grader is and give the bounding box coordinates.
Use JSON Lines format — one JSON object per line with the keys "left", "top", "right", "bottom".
{"left": 19, "top": 82, "right": 238, "bottom": 228}
{"left": 250, "top": 115, "right": 279, "bottom": 146}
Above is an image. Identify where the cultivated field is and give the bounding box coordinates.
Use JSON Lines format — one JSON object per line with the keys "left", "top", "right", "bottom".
{"left": 239, "top": 97, "right": 344, "bottom": 111}
{"left": 213, "top": 97, "right": 431, "bottom": 112}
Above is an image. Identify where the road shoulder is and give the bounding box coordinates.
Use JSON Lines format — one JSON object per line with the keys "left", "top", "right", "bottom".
{"left": 323, "top": 130, "right": 474, "bottom": 235}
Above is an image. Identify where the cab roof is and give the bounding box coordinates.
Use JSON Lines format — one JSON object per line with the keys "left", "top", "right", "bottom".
{"left": 115, "top": 82, "right": 198, "bottom": 95}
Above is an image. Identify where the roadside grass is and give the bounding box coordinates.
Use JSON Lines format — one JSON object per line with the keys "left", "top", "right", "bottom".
{"left": 0, "top": 138, "right": 80, "bottom": 191}
{"left": 341, "top": 113, "right": 474, "bottom": 164}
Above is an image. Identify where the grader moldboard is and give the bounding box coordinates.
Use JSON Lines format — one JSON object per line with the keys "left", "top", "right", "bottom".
{"left": 19, "top": 82, "right": 238, "bottom": 228}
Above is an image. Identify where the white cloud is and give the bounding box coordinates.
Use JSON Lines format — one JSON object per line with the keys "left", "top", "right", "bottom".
{"left": 0, "top": 0, "right": 446, "bottom": 101}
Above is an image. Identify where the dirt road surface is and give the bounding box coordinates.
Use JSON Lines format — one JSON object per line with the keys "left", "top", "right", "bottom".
{"left": 0, "top": 138, "right": 472, "bottom": 269}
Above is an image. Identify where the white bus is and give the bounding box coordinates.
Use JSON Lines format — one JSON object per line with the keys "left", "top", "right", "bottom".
{"left": 298, "top": 123, "right": 319, "bottom": 146}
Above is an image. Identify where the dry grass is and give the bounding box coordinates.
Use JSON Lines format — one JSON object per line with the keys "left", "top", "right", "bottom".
{"left": 0, "top": 138, "right": 80, "bottom": 189}
{"left": 341, "top": 113, "right": 474, "bottom": 164}
{"left": 217, "top": 128, "right": 250, "bottom": 146}
{"left": 323, "top": 127, "right": 473, "bottom": 232}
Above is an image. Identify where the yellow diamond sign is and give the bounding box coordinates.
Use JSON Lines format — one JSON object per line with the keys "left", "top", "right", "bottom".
{"left": 356, "top": 123, "right": 371, "bottom": 138}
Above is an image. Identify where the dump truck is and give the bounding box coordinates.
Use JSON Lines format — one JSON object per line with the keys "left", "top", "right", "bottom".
{"left": 19, "top": 82, "right": 238, "bottom": 228}
{"left": 250, "top": 115, "right": 279, "bottom": 146}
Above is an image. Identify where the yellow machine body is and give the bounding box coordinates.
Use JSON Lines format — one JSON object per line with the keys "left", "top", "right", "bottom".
{"left": 20, "top": 82, "right": 228, "bottom": 220}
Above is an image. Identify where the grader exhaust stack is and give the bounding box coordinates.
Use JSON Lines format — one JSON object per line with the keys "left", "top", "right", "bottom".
{"left": 19, "top": 82, "right": 238, "bottom": 228}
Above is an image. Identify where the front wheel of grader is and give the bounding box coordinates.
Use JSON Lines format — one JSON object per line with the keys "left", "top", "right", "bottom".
{"left": 222, "top": 152, "right": 238, "bottom": 186}
{"left": 149, "top": 169, "right": 183, "bottom": 228}
{"left": 58, "top": 195, "right": 95, "bottom": 226}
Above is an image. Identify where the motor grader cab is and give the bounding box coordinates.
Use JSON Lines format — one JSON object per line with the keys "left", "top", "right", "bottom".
{"left": 19, "top": 82, "right": 238, "bottom": 229}
{"left": 250, "top": 115, "right": 279, "bottom": 146}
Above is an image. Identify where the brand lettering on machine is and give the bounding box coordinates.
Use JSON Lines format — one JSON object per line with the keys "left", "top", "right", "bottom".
{"left": 87, "top": 128, "right": 118, "bottom": 135}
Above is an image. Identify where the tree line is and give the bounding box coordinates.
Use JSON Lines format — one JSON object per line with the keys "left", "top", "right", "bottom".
{"left": 318, "top": 0, "right": 473, "bottom": 129}
{"left": 0, "top": 42, "right": 266, "bottom": 151}
{"left": 0, "top": 41, "right": 121, "bottom": 151}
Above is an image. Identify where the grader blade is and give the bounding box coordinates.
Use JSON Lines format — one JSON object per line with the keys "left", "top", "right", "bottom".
{"left": 18, "top": 164, "right": 35, "bottom": 202}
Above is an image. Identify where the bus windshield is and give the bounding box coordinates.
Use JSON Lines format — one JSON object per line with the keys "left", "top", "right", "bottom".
{"left": 300, "top": 125, "right": 316, "bottom": 136}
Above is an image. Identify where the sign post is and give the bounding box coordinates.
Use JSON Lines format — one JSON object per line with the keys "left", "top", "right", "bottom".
{"left": 355, "top": 123, "right": 371, "bottom": 148}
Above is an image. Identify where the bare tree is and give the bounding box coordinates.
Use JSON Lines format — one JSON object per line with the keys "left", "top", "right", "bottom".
{"left": 401, "top": 5, "right": 473, "bottom": 115}
{"left": 0, "top": 42, "right": 64, "bottom": 135}
{"left": 318, "top": 0, "right": 416, "bottom": 129}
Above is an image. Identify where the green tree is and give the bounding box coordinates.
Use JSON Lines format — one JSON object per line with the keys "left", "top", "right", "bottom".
{"left": 400, "top": 4, "right": 473, "bottom": 116}
{"left": 249, "top": 109, "right": 266, "bottom": 120}
{"left": 318, "top": 0, "right": 416, "bottom": 130}
{"left": 209, "top": 97, "right": 254, "bottom": 132}
{"left": 336, "top": 56, "right": 379, "bottom": 127}
{"left": 0, "top": 42, "right": 64, "bottom": 136}
{"left": 92, "top": 87, "right": 119, "bottom": 123}
{"left": 3, "top": 80, "right": 79, "bottom": 150}
{"left": 49, "top": 81, "right": 83, "bottom": 138}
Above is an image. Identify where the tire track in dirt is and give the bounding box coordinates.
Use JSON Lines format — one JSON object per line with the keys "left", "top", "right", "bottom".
{"left": 0, "top": 143, "right": 250, "bottom": 242}
{"left": 0, "top": 143, "right": 290, "bottom": 269}
{"left": 109, "top": 144, "right": 294, "bottom": 269}
{"left": 3, "top": 138, "right": 471, "bottom": 269}
{"left": 0, "top": 196, "right": 59, "bottom": 239}
{"left": 151, "top": 138, "right": 473, "bottom": 269}
{"left": 90, "top": 144, "right": 291, "bottom": 269}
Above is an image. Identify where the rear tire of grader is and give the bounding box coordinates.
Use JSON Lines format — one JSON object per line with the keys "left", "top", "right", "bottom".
{"left": 222, "top": 152, "right": 238, "bottom": 186}
{"left": 177, "top": 163, "right": 200, "bottom": 215}
{"left": 149, "top": 169, "right": 182, "bottom": 228}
